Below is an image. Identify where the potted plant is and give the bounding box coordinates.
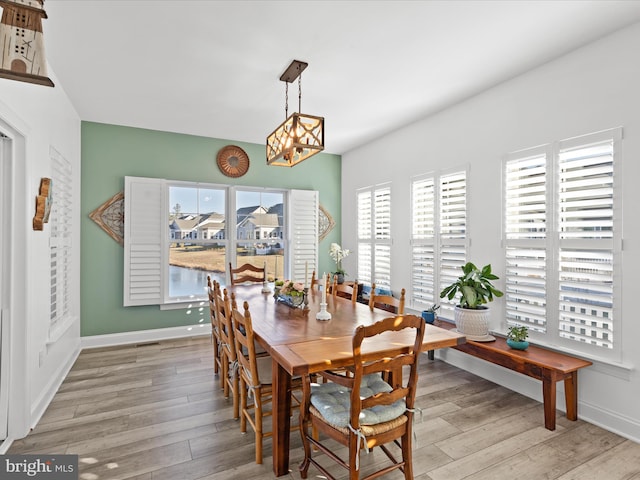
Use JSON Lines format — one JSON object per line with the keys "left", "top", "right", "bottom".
{"left": 506, "top": 325, "right": 529, "bottom": 350}
{"left": 439, "top": 262, "right": 503, "bottom": 341}
{"left": 421, "top": 304, "right": 440, "bottom": 324}
{"left": 329, "top": 243, "right": 350, "bottom": 284}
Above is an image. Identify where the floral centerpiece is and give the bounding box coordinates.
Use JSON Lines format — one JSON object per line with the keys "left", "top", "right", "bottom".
{"left": 274, "top": 279, "right": 306, "bottom": 307}
{"left": 329, "top": 243, "right": 350, "bottom": 283}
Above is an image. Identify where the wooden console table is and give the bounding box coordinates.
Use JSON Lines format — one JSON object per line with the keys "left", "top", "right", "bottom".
{"left": 436, "top": 320, "right": 592, "bottom": 430}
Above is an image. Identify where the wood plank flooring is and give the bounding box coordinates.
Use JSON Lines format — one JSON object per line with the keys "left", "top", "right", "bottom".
{"left": 9, "top": 336, "right": 640, "bottom": 479}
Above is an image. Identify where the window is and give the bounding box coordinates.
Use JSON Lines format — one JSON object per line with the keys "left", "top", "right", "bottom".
{"left": 504, "top": 128, "right": 621, "bottom": 360}
{"left": 168, "top": 185, "right": 226, "bottom": 301}
{"left": 235, "top": 190, "right": 285, "bottom": 281}
{"left": 49, "top": 147, "right": 75, "bottom": 341}
{"left": 124, "top": 177, "right": 317, "bottom": 307}
{"left": 357, "top": 184, "right": 391, "bottom": 292}
{"left": 410, "top": 170, "right": 467, "bottom": 317}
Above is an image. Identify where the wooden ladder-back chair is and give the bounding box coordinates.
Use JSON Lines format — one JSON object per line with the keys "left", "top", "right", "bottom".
{"left": 369, "top": 283, "right": 405, "bottom": 315}
{"left": 231, "top": 300, "right": 302, "bottom": 464}
{"left": 213, "top": 281, "right": 239, "bottom": 420}
{"left": 299, "top": 315, "right": 426, "bottom": 480}
{"left": 333, "top": 278, "right": 358, "bottom": 304}
{"left": 310, "top": 270, "right": 318, "bottom": 290}
{"left": 229, "top": 262, "right": 266, "bottom": 285}
{"left": 207, "top": 276, "right": 223, "bottom": 377}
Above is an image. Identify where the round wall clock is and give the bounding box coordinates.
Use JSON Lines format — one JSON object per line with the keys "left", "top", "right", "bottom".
{"left": 217, "top": 145, "right": 250, "bottom": 178}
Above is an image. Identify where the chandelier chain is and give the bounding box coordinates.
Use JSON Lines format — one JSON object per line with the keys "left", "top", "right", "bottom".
{"left": 285, "top": 82, "right": 289, "bottom": 119}
{"left": 298, "top": 73, "right": 302, "bottom": 113}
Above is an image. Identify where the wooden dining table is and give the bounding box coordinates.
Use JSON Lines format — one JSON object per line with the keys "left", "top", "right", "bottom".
{"left": 229, "top": 284, "right": 466, "bottom": 477}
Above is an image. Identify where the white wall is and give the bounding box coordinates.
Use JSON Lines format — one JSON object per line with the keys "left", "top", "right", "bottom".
{"left": 0, "top": 68, "right": 81, "bottom": 448}
{"left": 342, "top": 23, "right": 640, "bottom": 441}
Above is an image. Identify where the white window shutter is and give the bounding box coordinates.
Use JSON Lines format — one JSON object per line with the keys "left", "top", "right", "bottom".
{"left": 557, "top": 138, "right": 615, "bottom": 349}
{"left": 439, "top": 171, "right": 467, "bottom": 317}
{"left": 504, "top": 150, "right": 548, "bottom": 332}
{"left": 289, "top": 189, "right": 318, "bottom": 284}
{"left": 411, "top": 177, "right": 435, "bottom": 308}
{"left": 124, "top": 176, "right": 165, "bottom": 306}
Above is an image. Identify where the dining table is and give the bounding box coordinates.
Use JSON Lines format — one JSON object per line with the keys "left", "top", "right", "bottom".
{"left": 228, "top": 283, "right": 466, "bottom": 477}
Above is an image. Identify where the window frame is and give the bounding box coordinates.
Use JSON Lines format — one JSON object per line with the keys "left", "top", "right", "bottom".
{"left": 410, "top": 167, "right": 468, "bottom": 317}
{"left": 357, "top": 183, "right": 392, "bottom": 292}
{"left": 124, "top": 176, "right": 317, "bottom": 308}
{"left": 502, "top": 128, "right": 622, "bottom": 362}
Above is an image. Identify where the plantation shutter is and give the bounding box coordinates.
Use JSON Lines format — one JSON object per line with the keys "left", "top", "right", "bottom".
{"left": 49, "top": 147, "right": 75, "bottom": 341}
{"left": 357, "top": 190, "right": 372, "bottom": 286}
{"left": 504, "top": 149, "right": 548, "bottom": 332}
{"left": 289, "top": 189, "right": 318, "bottom": 285}
{"left": 557, "top": 134, "right": 616, "bottom": 349}
{"left": 504, "top": 127, "right": 621, "bottom": 359}
{"left": 373, "top": 186, "right": 391, "bottom": 291}
{"left": 411, "top": 177, "right": 435, "bottom": 309}
{"left": 438, "top": 171, "right": 467, "bottom": 318}
{"left": 124, "top": 176, "right": 165, "bottom": 306}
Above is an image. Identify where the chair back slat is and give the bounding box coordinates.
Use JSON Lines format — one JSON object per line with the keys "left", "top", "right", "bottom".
{"left": 229, "top": 262, "right": 266, "bottom": 285}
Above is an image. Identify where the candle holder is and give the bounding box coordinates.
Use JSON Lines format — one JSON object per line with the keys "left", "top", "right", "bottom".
{"left": 316, "top": 302, "right": 331, "bottom": 321}
{"left": 262, "top": 278, "right": 271, "bottom": 294}
{"left": 303, "top": 287, "right": 310, "bottom": 310}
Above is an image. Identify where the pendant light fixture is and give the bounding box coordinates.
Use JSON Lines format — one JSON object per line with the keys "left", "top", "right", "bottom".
{"left": 266, "top": 60, "right": 324, "bottom": 167}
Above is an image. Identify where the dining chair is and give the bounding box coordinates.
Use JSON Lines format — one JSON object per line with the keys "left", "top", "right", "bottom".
{"left": 310, "top": 270, "right": 318, "bottom": 289}
{"left": 231, "top": 300, "right": 303, "bottom": 464}
{"left": 299, "top": 315, "right": 426, "bottom": 480}
{"left": 333, "top": 278, "right": 358, "bottom": 304}
{"left": 207, "top": 276, "right": 223, "bottom": 377}
{"left": 229, "top": 262, "right": 266, "bottom": 285}
{"left": 213, "top": 280, "right": 239, "bottom": 419}
{"left": 368, "top": 283, "right": 405, "bottom": 314}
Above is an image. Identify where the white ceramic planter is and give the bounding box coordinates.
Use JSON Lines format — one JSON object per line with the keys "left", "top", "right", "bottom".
{"left": 454, "top": 306, "right": 495, "bottom": 341}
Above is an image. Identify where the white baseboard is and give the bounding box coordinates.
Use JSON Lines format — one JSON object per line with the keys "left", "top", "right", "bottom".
{"left": 81, "top": 324, "right": 212, "bottom": 349}
{"left": 31, "top": 339, "right": 82, "bottom": 435}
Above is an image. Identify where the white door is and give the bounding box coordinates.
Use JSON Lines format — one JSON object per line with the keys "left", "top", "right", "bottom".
{"left": 0, "top": 133, "right": 9, "bottom": 441}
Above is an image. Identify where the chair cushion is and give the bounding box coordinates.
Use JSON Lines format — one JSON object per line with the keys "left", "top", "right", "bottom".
{"left": 310, "top": 373, "right": 406, "bottom": 428}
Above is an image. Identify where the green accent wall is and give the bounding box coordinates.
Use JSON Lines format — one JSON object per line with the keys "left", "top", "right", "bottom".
{"left": 81, "top": 122, "right": 341, "bottom": 337}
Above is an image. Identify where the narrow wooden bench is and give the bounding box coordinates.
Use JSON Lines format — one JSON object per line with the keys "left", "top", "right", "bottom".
{"left": 435, "top": 320, "right": 592, "bottom": 431}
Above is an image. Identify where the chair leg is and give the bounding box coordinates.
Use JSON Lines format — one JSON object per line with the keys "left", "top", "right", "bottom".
{"left": 232, "top": 371, "right": 239, "bottom": 420}
{"left": 254, "top": 388, "right": 263, "bottom": 464}
{"left": 220, "top": 353, "right": 228, "bottom": 391}
{"left": 239, "top": 378, "right": 247, "bottom": 433}
{"left": 299, "top": 417, "right": 311, "bottom": 479}
{"left": 212, "top": 334, "right": 219, "bottom": 375}
{"left": 349, "top": 432, "right": 360, "bottom": 480}
{"left": 402, "top": 431, "right": 413, "bottom": 480}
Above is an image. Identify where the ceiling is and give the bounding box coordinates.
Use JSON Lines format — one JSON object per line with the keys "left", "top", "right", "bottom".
{"left": 41, "top": 1, "right": 640, "bottom": 155}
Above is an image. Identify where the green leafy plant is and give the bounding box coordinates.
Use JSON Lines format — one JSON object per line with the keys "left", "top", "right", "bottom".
{"left": 426, "top": 304, "right": 440, "bottom": 313}
{"left": 507, "top": 325, "right": 529, "bottom": 342}
{"left": 440, "top": 262, "right": 504, "bottom": 309}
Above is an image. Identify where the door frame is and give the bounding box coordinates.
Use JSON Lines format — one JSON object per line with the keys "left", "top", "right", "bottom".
{"left": 0, "top": 113, "right": 31, "bottom": 451}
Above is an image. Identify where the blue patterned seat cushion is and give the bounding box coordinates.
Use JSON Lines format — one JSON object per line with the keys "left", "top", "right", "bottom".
{"left": 310, "top": 373, "right": 406, "bottom": 428}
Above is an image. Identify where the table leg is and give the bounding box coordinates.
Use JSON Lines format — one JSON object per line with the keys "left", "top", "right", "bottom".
{"left": 542, "top": 371, "right": 557, "bottom": 431}
{"left": 564, "top": 371, "right": 578, "bottom": 421}
{"left": 272, "top": 358, "right": 292, "bottom": 476}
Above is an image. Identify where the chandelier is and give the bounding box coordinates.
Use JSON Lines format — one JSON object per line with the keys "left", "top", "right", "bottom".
{"left": 266, "top": 60, "right": 324, "bottom": 167}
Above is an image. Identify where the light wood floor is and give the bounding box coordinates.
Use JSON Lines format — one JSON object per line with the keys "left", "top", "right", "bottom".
{"left": 9, "top": 336, "right": 640, "bottom": 479}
